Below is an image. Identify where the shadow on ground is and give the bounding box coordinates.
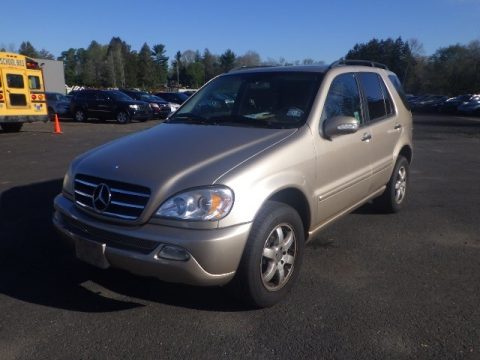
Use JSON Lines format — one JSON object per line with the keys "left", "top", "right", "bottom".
{"left": 0, "top": 180, "right": 247, "bottom": 313}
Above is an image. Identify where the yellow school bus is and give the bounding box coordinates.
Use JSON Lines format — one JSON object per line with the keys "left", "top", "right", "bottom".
{"left": 0, "top": 52, "right": 48, "bottom": 132}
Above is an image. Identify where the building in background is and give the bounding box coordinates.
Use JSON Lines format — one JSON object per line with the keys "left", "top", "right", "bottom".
{"left": 35, "top": 58, "right": 66, "bottom": 94}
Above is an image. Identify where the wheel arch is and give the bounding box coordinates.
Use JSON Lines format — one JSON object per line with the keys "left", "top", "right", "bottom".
{"left": 267, "top": 187, "right": 311, "bottom": 241}
{"left": 398, "top": 144, "right": 413, "bottom": 164}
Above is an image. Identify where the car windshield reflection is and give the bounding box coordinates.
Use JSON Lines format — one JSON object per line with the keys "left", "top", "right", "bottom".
{"left": 169, "top": 72, "right": 323, "bottom": 129}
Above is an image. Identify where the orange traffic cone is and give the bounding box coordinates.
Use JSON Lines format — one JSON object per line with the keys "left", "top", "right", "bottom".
{"left": 53, "top": 113, "right": 63, "bottom": 134}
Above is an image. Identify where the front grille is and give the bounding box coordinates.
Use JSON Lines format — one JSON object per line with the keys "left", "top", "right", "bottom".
{"left": 74, "top": 174, "right": 150, "bottom": 221}
{"left": 60, "top": 213, "right": 159, "bottom": 254}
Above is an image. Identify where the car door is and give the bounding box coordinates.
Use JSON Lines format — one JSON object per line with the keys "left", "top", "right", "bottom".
{"left": 2, "top": 70, "right": 29, "bottom": 110}
{"left": 313, "top": 72, "right": 373, "bottom": 226}
{"left": 79, "top": 91, "right": 97, "bottom": 117}
{"left": 95, "top": 92, "right": 112, "bottom": 119}
{"left": 356, "top": 72, "right": 402, "bottom": 192}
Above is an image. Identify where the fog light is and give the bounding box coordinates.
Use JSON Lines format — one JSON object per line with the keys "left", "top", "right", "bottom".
{"left": 157, "top": 245, "right": 190, "bottom": 261}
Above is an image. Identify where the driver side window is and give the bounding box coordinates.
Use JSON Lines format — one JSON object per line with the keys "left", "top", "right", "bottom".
{"left": 320, "top": 73, "right": 363, "bottom": 125}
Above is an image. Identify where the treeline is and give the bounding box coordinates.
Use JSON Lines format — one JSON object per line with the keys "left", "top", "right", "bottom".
{"left": 3, "top": 37, "right": 480, "bottom": 95}
{"left": 347, "top": 37, "right": 480, "bottom": 95}
{"left": 3, "top": 38, "right": 321, "bottom": 90}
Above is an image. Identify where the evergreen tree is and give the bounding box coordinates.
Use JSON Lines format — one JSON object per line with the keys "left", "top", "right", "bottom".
{"left": 137, "top": 43, "right": 155, "bottom": 89}
{"left": 219, "top": 49, "right": 236, "bottom": 73}
{"left": 346, "top": 37, "right": 415, "bottom": 82}
{"left": 18, "top": 41, "right": 38, "bottom": 58}
{"left": 152, "top": 44, "right": 169, "bottom": 86}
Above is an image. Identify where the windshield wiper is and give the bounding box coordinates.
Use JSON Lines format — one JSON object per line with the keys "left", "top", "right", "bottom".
{"left": 167, "top": 113, "right": 218, "bottom": 125}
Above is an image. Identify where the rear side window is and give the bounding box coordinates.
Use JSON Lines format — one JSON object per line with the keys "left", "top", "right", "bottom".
{"left": 320, "top": 73, "right": 363, "bottom": 124}
{"left": 388, "top": 74, "right": 411, "bottom": 110}
{"left": 357, "top": 72, "right": 386, "bottom": 121}
{"left": 380, "top": 79, "right": 394, "bottom": 116}
{"left": 77, "top": 91, "right": 95, "bottom": 101}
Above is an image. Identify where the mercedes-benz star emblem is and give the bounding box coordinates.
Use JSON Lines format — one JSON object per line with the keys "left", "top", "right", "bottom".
{"left": 92, "top": 183, "right": 111, "bottom": 213}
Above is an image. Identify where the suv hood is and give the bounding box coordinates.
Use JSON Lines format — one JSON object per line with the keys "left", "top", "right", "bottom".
{"left": 74, "top": 123, "right": 296, "bottom": 207}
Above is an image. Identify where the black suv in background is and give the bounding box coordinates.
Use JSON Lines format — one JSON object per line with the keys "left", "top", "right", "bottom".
{"left": 119, "top": 89, "right": 171, "bottom": 119}
{"left": 154, "top": 92, "right": 189, "bottom": 105}
{"left": 70, "top": 90, "right": 151, "bottom": 123}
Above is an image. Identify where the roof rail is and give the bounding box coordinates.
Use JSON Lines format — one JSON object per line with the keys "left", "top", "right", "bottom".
{"left": 228, "top": 65, "right": 276, "bottom": 72}
{"left": 329, "top": 59, "right": 389, "bottom": 70}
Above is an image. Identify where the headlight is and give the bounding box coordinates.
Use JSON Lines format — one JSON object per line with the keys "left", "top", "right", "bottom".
{"left": 169, "top": 103, "right": 180, "bottom": 111}
{"left": 155, "top": 187, "right": 234, "bottom": 221}
{"left": 129, "top": 104, "right": 140, "bottom": 110}
{"left": 62, "top": 165, "right": 74, "bottom": 198}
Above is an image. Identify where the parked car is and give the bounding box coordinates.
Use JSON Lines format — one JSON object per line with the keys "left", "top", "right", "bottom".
{"left": 180, "top": 90, "right": 197, "bottom": 97}
{"left": 155, "top": 92, "right": 189, "bottom": 105}
{"left": 119, "top": 89, "right": 171, "bottom": 119}
{"left": 410, "top": 95, "right": 447, "bottom": 113}
{"left": 46, "top": 92, "right": 71, "bottom": 119}
{"left": 457, "top": 95, "right": 480, "bottom": 115}
{"left": 54, "top": 62, "right": 413, "bottom": 307}
{"left": 70, "top": 89, "right": 151, "bottom": 123}
{"left": 438, "top": 94, "right": 471, "bottom": 114}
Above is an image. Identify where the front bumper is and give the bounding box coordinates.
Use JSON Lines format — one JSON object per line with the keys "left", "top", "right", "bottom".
{"left": 53, "top": 194, "right": 251, "bottom": 286}
{"left": 130, "top": 108, "right": 152, "bottom": 121}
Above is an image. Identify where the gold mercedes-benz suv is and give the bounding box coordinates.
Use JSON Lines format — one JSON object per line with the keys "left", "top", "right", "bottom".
{"left": 53, "top": 60, "right": 413, "bottom": 307}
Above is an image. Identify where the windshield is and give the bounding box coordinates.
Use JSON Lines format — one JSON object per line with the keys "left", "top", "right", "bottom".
{"left": 108, "top": 91, "right": 134, "bottom": 101}
{"left": 169, "top": 72, "right": 323, "bottom": 129}
{"left": 140, "top": 94, "right": 166, "bottom": 103}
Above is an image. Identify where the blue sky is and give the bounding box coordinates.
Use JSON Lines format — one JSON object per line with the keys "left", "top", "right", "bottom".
{"left": 2, "top": 0, "right": 479, "bottom": 64}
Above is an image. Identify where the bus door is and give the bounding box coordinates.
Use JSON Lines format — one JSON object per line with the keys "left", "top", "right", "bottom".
{"left": 2, "top": 69, "right": 29, "bottom": 110}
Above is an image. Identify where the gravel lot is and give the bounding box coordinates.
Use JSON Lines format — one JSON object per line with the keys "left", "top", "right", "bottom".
{"left": 0, "top": 115, "right": 479, "bottom": 359}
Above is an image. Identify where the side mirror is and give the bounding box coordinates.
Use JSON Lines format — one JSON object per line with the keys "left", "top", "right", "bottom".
{"left": 323, "top": 115, "right": 359, "bottom": 139}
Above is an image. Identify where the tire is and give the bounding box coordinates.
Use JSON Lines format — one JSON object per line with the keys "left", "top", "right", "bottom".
{"left": 373, "top": 156, "right": 409, "bottom": 213}
{"left": 230, "top": 201, "right": 305, "bottom": 308}
{"left": 74, "top": 109, "right": 87, "bottom": 122}
{"left": 116, "top": 111, "right": 130, "bottom": 124}
{"left": 1, "top": 123, "right": 23, "bottom": 133}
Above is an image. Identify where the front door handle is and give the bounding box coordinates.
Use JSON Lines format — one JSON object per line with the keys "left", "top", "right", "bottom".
{"left": 361, "top": 133, "right": 372, "bottom": 142}
{"left": 394, "top": 123, "right": 402, "bottom": 130}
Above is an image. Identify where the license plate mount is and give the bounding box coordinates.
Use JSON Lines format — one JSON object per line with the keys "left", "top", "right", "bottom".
{"left": 75, "top": 238, "right": 110, "bottom": 269}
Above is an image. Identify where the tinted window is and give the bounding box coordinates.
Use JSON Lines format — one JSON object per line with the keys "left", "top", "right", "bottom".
{"left": 380, "top": 79, "right": 394, "bottom": 116}
{"left": 358, "top": 72, "right": 386, "bottom": 121}
{"left": 107, "top": 91, "right": 133, "bottom": 101}
{"left": 96, "top": 92, "right": 108, "bottom": 101}
{"left": 6, "top": 74, "right": 24, "bottom": 88}
{"left": 388, "top": 74, "right": 411, "bottom": 110}
{"left": 28, "top": 75, "right": 41, "bottom": 90}
{"left": 321, "top": 73, "right": 363, "bottom": 124}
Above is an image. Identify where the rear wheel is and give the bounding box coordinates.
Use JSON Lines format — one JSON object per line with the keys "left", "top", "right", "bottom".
{"left": 116, "top": 111, "right": 130, "bottom": 124}
{"left": 373, "top": 156, "right": 409, "bottom": 213}
{"left": 231, "top": 201, "right": 305, "bottom": 308}
{"left": 74, "top": 109, "right": 87, "bottom": 122}
{"left": 1, "top": 123, "right": 23, "bottom": 132}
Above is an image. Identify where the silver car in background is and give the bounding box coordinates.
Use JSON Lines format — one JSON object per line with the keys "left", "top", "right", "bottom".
{"left": 54, "top": 61, "right": 413, "bottom": 307}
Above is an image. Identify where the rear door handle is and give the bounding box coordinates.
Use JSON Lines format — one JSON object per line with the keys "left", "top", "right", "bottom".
{"left": 394, "top": 124, "right": 402, "bottom": 130}
{"left": 361, "top": 133, "right": 372, "bottom": 142}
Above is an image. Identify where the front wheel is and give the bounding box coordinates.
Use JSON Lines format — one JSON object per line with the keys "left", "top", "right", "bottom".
{"left": 373, "top": 156, "right": 409, "bottom": 213}
{"left": 116, "top": 111, "right": 130, "bottom": 124}
{"left": 230, "top": 201, "right": 305, "bottom": 308}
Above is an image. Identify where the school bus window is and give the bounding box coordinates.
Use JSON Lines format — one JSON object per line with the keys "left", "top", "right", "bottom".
{"left": 6, "top": 74, "right": 25, "bottom": 88}
{"left": 28, "top": 75, "right": 41, "bottom": 90}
